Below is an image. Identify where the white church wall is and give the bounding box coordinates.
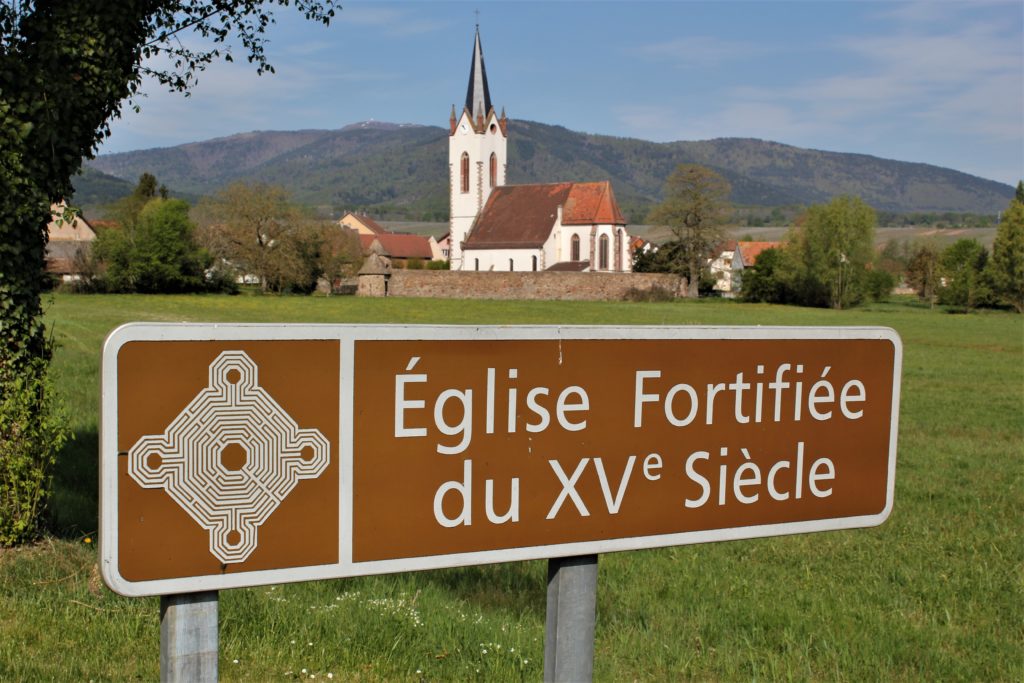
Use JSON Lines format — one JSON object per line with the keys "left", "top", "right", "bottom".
{"left": 464, "top": 248, "right": 543, "bottom": 272}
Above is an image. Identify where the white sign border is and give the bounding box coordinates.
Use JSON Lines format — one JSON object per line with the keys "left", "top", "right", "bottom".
{"left": 100, "top": 323, "right": 902, "bottom": 597}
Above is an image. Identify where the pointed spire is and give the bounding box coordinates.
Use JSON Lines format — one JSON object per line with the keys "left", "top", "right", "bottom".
{"left": 464, "top": 26, "right": 492, "bottom": 124}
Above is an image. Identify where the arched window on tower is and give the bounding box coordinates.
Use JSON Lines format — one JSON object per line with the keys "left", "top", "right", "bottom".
{"left": 489, "top": 153, "right": 497, "bottom": 188}
{"left": 461, "top": 152, "right": 470, "bottom": 194}
{"left": 599, "top": 235, "right": 609, "bottom": 270}
{"left": 571, "top": 234, "right": 580, "bottom": 262}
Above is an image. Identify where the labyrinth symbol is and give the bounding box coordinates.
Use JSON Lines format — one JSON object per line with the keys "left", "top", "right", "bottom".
{"left": 128, "top": 351, "right": 330, "bottom": 564}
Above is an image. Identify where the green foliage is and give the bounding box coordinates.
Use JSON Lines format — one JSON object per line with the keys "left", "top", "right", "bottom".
{"left": 94, "top": 198, "right": 212, "bottom": 293}
{"left": 864, "top": 268, "right": 895, "bottom": 302}
{"left": 0, "top": 356, "right": 70, "bottom": 545}
{"left": 426, "top": 259, "right": 451, "bottom": 270}
{"left": 1016, "top": 180, "right": 1024, "bottom": 203}
{"left": 937, "top": 239, "right": 992, "bottom": 312}
{"left": 740, "top": 248, "right": 796, "bottom": 304}
{"left": 647, "top": 164, "right": 731, "bottom": 297}
{"left": 988, "top": 197, "right": 1024, "bottom": 312}
{"left": 787, "top": 196, "right": 877, "bottom": 309}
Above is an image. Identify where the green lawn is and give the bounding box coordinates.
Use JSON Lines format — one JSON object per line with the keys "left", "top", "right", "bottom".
{"left": 1, "top": 293, "right": 1021, "bottom": 681}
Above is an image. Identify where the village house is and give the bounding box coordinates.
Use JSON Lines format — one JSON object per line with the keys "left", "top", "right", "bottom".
{"left": 447, "top": 28, "right": 632, "bottom": 273}
{"left": 45, "top": 203, "right": 96, "bottom": 282}
{"left": 709, "top": 240, "right": 780, "bottom": 297}
{"left": 340, "top": 210, "right": 443, "bottom": 266}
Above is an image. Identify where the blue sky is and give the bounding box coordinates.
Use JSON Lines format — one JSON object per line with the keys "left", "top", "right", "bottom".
{"left": 101, "top": 1, "right": 1023, "bottom": 186}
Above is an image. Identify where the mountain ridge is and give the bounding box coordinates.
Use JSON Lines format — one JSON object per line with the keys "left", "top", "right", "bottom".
{"left": 82, "top": 120, "right": 1015, "bottom": 220}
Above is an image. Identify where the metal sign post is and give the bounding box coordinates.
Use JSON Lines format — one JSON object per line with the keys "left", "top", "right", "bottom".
{"left": 545, "top": 555, "right": 598, "bottom": 683}
{"left": 160, "top": 591, "right": 218, "bottom": 683}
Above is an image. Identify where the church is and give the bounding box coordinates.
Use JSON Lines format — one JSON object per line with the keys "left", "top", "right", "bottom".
{"left": 447, "top": 28, "right": 633, "bottom": 273}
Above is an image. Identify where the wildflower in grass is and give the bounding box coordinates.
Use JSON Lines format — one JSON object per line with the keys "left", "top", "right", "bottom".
{"left": 84, "top": 537, "right": 92, "bottom": 544}
{"left": 232, "top": 659, "right": 239, "bottom": 664}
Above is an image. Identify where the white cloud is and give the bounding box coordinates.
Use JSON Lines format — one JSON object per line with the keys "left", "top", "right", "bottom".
{"left": 634, "top": 36, "right": 767, "bottom": 68}
{"left": 338, "top": 4, "right": 449, "bottom": 36}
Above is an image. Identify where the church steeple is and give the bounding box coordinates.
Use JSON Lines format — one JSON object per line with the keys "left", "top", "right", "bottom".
{"left": 449, "top": 24, "right": 507, "bottom": 270}
{"left": 464, "top": 26, "right": 492, "bottom": 123}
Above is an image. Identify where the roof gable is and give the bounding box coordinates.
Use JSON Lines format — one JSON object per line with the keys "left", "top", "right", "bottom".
{"left": 737, "top": 241, "right": 780, "bottom": 267}
{"left": 563, "top": 181, "right": 626, "bottom": 226}
{"left": 341, "top": 212, "right": 387, "bottom": 235}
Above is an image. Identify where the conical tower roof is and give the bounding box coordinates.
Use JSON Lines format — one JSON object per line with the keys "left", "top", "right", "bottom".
{"left": 464, "top": 26, "right": 493, "bottom": 121}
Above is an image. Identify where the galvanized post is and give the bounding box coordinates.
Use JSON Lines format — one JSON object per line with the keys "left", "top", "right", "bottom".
{"left": 544, "top": 555, "right": 598, "bottom": 682}
{"left": 160, "top": 591, "right": 218, "bottom": 683}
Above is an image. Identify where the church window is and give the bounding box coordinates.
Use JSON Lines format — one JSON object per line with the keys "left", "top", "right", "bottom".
{"left": 474, "top": 258, "right": 479, "bottom": 271}
{"left": 571, "top": 234, "right": 580, "bottom": 261}
{"left": 509, "top": 258, "right": 514, "bottom": 272}
{"left": 532, "top": 255, "right": 538, "bottom": 271}
{"left": 489, "top": 153, "right": 497, "bottom": 188}
{"left": 461, "top": 153, "right": 470, "bottom": 193}
{"left": 599, "top": 235, "right": 609, "bottom": 270}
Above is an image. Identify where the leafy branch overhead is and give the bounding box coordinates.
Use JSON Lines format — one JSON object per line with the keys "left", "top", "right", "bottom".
{"left": 0, "top": 0, "right": 340, "bottom": 545}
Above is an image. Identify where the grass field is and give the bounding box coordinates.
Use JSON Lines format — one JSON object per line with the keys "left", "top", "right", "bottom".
{"left": 1, "top": 293, "right": 1021, "bottom": 681}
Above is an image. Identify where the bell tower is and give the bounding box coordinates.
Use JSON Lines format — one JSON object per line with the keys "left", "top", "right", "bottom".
{"left": 448, "top": 26, "right": 507, "bottom": 270}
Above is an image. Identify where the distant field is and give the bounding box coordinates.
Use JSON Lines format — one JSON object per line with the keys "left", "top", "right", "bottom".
{"left": 1, "top": 293, "right": 1020, "bottom": 681}
{"left": 384, "top": 220, "right": 999, "bottom": 249}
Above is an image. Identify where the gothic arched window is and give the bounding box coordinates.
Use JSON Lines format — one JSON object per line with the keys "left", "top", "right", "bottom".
{"left": 532, "top": 255, "right": 538, "bottom": 271}
{"left": 599, "top": 235, "right": 609, "bottom": 270}
{"left": 571, "top": 234, "right": 580, "bottom": 262}
{"left": 461, "top": 152, "right": 470, "bottom": 194}
{"left": 489, "top": 153, "right": 497, "bottom": 188}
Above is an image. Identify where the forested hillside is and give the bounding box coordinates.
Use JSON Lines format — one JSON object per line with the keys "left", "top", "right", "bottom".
{"left": 83, "top": 120, "right": 1015, "bottom": 221}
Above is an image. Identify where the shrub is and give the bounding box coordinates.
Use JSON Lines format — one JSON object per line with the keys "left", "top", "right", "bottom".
{"left": 623, "top": 285, "right": 676, "bottom": 302}
{"left": 0, "top": 356, "right": 70, "bottom": 545}
{"left": 865, "top": 269, "right": 896, "bottom": 302}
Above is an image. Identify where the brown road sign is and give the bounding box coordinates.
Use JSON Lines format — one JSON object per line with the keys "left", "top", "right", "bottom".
{"left": 101, "top": 324, "right": 901, "bottom": 596}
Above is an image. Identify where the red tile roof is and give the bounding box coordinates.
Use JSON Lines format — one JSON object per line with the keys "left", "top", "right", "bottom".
{"left": 563, "top": 181, "right": 626, "bottom": 226}
{"left": 359, "top": 233, "right": 433, "bottom": 259}
{"left": 737, "top": 241, "right": 780, "bottom": 267}
{"left": 465, "top": 181, "right": 625, "bottom": 250}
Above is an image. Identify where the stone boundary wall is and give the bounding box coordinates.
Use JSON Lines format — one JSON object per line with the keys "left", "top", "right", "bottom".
{"left": 384, "top": 270, "right": 688, "bottom": 301}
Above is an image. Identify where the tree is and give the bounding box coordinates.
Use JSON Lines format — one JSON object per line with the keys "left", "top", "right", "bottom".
{"left": 647, "top": 164, "right": 731, "bottom": 298}
{"left": 740, "top": 247, "right": 796, "bottom": 304}
{"left": 197, "top": 182, "right": 314, "bottom": 292}
{"left": 1016, "top": 180, "right": 1024, "bottom": 204}
{"left": 906, "top": 243, "right": 941, "bottom": 306}
{"left": 0, "top": 0, "right": 337, "bottom": 544}
{"left": 989, "top": 193, "right": 1024, "bottom": 312}
{"left": 94, "top": 198, "right": 210, "bottom": 293}
{"left": 787, "top": 196, "right": 877, "bottom": 309}
{"left": 937, "top": 239, "right": 991, "bottom": 312}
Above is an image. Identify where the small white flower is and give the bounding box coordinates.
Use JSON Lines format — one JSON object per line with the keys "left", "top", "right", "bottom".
{"left": 416, "top": 669, "right": 422, "bottom": 674}
{"left": 301, "top": 668, "right": 307, "bottom": 674}
{"left": 327, "top": 674, "right": 334, "bottom": 680}
{"left": 482, "top": 649, "right": 488, "bottom": 654}
{"left": 232, "top": 659, "right": 239, "bottom": 664}
{"left": 308, "top": 642, "right": 313, "bottom": 646}
{"left": 291, "top": 640, "right": 296, "bottom": 644}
